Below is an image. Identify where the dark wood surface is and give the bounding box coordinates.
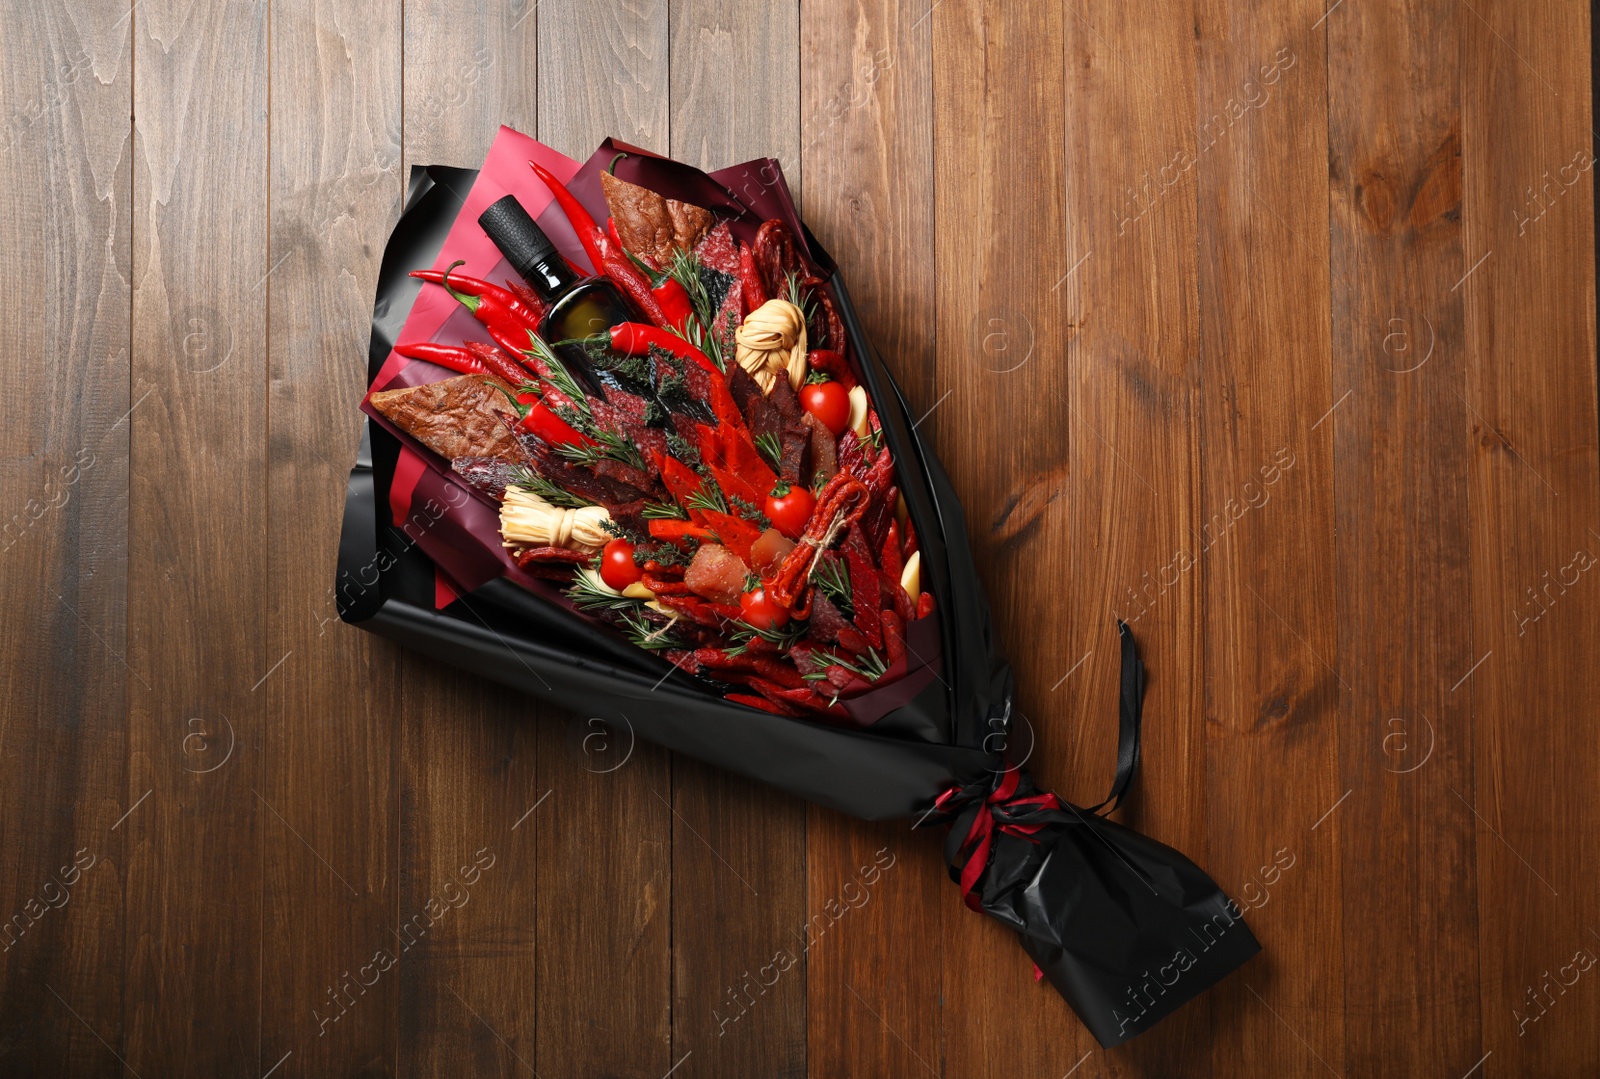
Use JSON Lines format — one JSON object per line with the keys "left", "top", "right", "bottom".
{"left": 2, "top": 1, "right": 1597, "bottom": 1076}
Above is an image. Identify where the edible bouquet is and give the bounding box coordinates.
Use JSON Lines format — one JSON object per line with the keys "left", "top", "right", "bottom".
{"left": 339, "top": 127, "right": 1258, "bottom": 1046}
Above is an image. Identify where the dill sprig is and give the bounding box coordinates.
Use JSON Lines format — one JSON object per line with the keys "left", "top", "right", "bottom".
{"left": 728, "top": 494, "right": 771, "bottom": 530}
{"left": 665, "top": 431, "right": 703, "bottom": 471}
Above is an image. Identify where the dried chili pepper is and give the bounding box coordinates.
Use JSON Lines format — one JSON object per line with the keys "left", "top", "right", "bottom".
{"left": 529, "top": 161, "right": 671, "bottom": 327}
{"left": 607, "top": 217, "right": 695, "bottom": 329}
{"left": 519, "top": 401, "right": 591, "bottom": 448}
{"left": 604, "top": 323, "right": 718, "bottom": 372}
{"left": 411, "top": 261, "right": 543, "bottom": 337}
{"left": 529, "top": 160, "right": 608, "bottom": 271}
{"left": 394, "top": 341, "right": 486, "bottom": 376}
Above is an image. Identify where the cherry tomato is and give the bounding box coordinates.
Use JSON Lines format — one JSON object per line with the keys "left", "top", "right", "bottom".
{"left": 739, "top": 586, "right": 789, "bottom": 631}
{"left": 600, "top": 538, "right": 643, "bottom": 591}
{"left": 800, "top": 379, "right": 850, "bottom": 436}
{"left": 764, "top": 482, "right": 815, "bottom": 540}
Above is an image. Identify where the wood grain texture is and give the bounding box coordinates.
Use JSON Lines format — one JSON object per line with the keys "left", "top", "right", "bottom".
{"left": 534, "top": 5, "right": 674, "bottom": 1078}
{"left": 667, "top": 4, "right": 808, "bottom": 1077}
{"left": 0, "top": 3, "right": 130, "bottom": 1076}
{"left": 799, "top": 2, "right": 945, "bottom": 1078}
{"left": 1059, "top": 2, "right": 1210, "bottom": 1074}
{"left": 1328, "top": 2, "right": 1482, "bottom": 1076}
{"left": 123, "top": 0, "right": 270, "bottom": 1074}
{"left": 1463, "top": 4, "right": 1600, "bottom": 1077}
{"left": 263, "top": 2, "right": 404, "bottom": 1075}
{"left": 397, "top": 3, "right": 543, "bottom": 1076}
{"left": 1193, "top": 2, "right": 1344, "bottom": 1076}
{"left": 1, "top": 1, "right": 1599, "bottom": 1075}
{"left": 933, "top": 1, "right": 1089, "bottom": 1076}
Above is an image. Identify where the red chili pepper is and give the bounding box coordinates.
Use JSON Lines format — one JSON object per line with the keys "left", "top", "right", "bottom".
{"left": 529, "top": 161, "right": 608, "bottom": 271}
{"left": 531, "top": 162, "right": 671, "bottom": 327}
{"left": 460, "top": 340, "right": 537, "bottom": 386}
{"left": 394, "top": 341, "right": 486, "bottom": 376}
{"left": 411, "top": 261, "right": 542, "bottom": 336}
{"left": 519, "top": 402, "right": 592, "bottom": 447}
{"left": 601, "top": 247, "right": 671, "bottom": 326}
{"left": 652, "top": 277, "right": 694, "bottom": 330}
{"left": 607, "top": 323, "right": 718, "bottom": 372}
{"left": 605, "top": 217, "right": 692, "bottom": 327}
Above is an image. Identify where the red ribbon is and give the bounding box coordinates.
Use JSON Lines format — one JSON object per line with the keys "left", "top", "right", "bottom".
{"left": 935, "top": 769, "right": 1063, "bottom": 911}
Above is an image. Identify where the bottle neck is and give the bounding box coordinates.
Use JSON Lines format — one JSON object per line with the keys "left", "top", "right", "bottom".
{"left": 522, "top": 254, "right": 583, "bottom": 305}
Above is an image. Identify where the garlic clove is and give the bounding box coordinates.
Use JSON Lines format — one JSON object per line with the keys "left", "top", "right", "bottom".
{"left": 848, "top": 385, "right": 870, "bottom": 437}
{"left": 900, "top": 550, "right": 921, "bottom": 604}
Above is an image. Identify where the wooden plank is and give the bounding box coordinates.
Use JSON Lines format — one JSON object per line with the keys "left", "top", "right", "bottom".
{"left": 1191, "top": 2, "right": 1345, "bottom": 1075}
{"left": 395, "top": 3, "right": 544, "bottom": 1075}
{"left": 259, "top": 0, "right": 403, "bottom": 1074}
{"left": 404, "top": 0, "right": 539, "bottom": 169}
{"left": 0, "top": 3, "right": 130, "bottom": 1076}
{"left": 534, "top": 4, "right": 674, "bottom": 1078}
{"left": 930, "top": 0, "right": 1121, "bottom": 1074}
{"left": 666, "top": 3, "right": 808, "bottom": 1076}
{"left": 124, "top": 0, "right": 269, "bottom": 1074}
{"left": 1054, "top": 2, "right": 1209, "bottom": 1073}
{"left": 1326, "top": 1, "right": 1482, "bottom": 1074}
{"left": 798, "top": 2, "right": 944, "bottom": 1077}
{"left": 1462, "top": 2, "right": 1600, "bottom": 1075}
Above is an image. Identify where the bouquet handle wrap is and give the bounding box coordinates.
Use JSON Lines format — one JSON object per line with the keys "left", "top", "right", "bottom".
{"left": 919, "top": 625, "right": 1260, "bottom": 1047}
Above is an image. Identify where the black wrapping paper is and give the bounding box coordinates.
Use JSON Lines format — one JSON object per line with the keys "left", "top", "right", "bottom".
{"left": 338, "top": 160, "right": 1259, "bottom": 1047}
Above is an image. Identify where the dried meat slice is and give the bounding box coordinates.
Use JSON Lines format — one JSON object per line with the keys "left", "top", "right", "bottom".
{"left": 601, "top": 171, "right": 713, "bottom": 268}
{"left": 370, "top": 374, "right": 523, "bottom": 463}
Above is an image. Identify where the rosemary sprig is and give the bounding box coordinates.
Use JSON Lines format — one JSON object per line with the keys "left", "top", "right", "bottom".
{"left": 507, "top": 466, "right": 592, "bottom": 509}
{"left": 567, "top": 569, "right": 643, "bottom": 614}
{"left": 642, "top": 501, "right": 690, "bottom": 521}
{"left": 685, "top": 478, "right": 727, "bottom": 515}
{"left": 557, "top": 427, "right": 648, "bottom": 472}
{"left": 665, "top": 248, "right": 715, "bottom": 326}
{"left": 783, "top": 271, "right": 815, "bottom": 324}
{"left": 527, "top": 335, "right": 591, "bottom": 420}
{"left": 811, "top": 646, "right": 888, "bottom": 682}
{"left": 811, "top": 555, "right": 853, "bottom": 615}
{"left": 726, "top": 618, "right": 810, "bottom": 656}
{"left": 754, "top": 431, "right": 783, "bottom": 471}
{"left": 601, "top": 518, "right": 647, "bottom": 545}
{"left": 616, "top": 607, "right": 684, "bottom": 651}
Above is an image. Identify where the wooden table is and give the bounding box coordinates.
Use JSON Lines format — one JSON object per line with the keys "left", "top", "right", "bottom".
{"left": 3, "top": 1, "right": 1597, "bottom": 1075}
